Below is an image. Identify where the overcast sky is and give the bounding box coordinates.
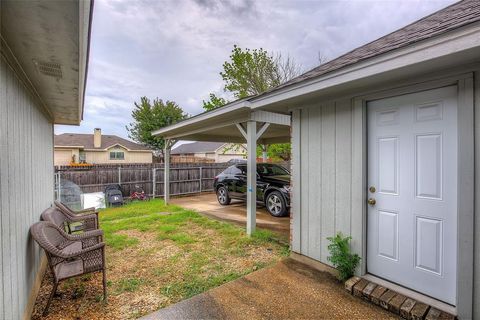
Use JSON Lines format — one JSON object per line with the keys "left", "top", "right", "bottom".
{"left": 55, "top": 0, "right": 457, "bottom": 140}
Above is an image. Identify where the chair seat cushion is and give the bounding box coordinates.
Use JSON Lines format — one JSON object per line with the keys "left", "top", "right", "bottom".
{"left": 54, "top": 260, "right": 84, "bottom": 280}
{"left": 61, "top": 241, "right": 82, "bottom": 255}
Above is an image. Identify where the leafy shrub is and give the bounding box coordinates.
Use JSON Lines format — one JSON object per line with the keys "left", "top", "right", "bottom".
{"left": 327, "top": 233, "right": 361, "bottom": 281}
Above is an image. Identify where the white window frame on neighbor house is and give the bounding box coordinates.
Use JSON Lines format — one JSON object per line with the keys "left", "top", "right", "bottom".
{"left": 79, "top": 151, "right": 86, "bottom": 163}
{"left": 350, "top": 71, "right": 475, "bottom": 318}
{"left": 109, "top": 151, "right": 125, "bottom": 160}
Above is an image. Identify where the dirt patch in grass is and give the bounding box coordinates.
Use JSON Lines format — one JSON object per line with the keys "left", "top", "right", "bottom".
{"left": 32, "top": 200, "right": 288, "bottom": 319}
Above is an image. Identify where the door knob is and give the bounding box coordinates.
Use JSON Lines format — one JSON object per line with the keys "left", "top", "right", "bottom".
{"left": 367, "top": 198, "right": 376, "bottom": 205}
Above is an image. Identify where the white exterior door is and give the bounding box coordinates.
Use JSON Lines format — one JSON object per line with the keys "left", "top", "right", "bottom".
{"left": 367, "top": 86, "right": 457, "bottom": 305}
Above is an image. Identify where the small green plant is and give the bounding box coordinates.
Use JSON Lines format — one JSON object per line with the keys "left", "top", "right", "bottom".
{"left": 327, "top": 233, "right": 361, "bottom": 281}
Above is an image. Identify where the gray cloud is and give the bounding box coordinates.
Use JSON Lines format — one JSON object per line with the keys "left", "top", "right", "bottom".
{"left": 55, "top": 0, "right": 457, "bottom": 139}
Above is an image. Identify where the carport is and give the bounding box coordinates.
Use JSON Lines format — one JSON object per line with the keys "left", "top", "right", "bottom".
{"left": 152, "top": 99, "right": 291, "bottom": 235}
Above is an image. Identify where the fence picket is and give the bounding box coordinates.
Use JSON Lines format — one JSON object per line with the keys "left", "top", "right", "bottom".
{"left": 54, "top": 163, "right": 230, "bottom": 198}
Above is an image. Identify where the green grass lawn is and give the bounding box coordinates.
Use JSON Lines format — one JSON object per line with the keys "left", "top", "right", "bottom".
{"left": 32, "top": 199, "right": 289, "bottom": 320}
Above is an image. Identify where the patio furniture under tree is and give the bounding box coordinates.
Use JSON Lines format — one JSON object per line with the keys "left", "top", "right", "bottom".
{"left": 41, "top": 206, "right": 98, "bottom": 234}
{"left": 30, "top": 221, "right": 107, "bottom": 315}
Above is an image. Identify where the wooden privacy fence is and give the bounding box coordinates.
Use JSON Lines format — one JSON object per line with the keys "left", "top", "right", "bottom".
{"left": 55, "top": 163, "right": 230, "bottom": 200}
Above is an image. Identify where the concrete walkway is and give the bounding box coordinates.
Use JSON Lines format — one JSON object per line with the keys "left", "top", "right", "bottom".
{"left": 171, "top": 193, "right": 290, "bottom": 238}
{"left": 141, "top": 258, "right": 397, "bottom": 320}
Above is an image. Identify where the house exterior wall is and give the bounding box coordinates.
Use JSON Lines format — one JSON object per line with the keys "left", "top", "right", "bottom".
{"left": 54, "top": 148, "right": 80, "bottom": 166}
{"left": 291, "top": 70, "right": 479, "bottom": 318}
{"left": 84, "top": 148, "right": 152, "bottom": 164}
{"left": 291, "top": 98, "right": 356, "bottom": 263}
{"left": 474, "top": 71, "right": 480, "bottom": 319}
{"left": 191, "top": 152, "right": 245, "bottom": 163}
{"left": 0, "top": 56, "right": 54, "bottom": 319}
{"left": 215, "top": 154, "right": 245, "bottom": 163}
{"left": 54, "top": 149, "right": 73, "bottom": 165}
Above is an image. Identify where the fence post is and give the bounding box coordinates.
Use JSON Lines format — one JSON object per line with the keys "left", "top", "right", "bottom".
{"left": 199, "top": 167, "right": 202, "bottom": 193}
{"left": 118, "top": 167, "right": 121, "bottom": 185}
{"left": 57, "top": 172, "right": 61, "bottom": 201}
{"left": 152, "top": 168, "right": 156, "bottom": 198}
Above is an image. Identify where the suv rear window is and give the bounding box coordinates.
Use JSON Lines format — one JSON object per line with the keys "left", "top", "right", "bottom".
{"left": 237, "top": 165, "right": 247, "bottom": 175}
{"left": 257, "top": 164, "right": 289, "bottom": 176}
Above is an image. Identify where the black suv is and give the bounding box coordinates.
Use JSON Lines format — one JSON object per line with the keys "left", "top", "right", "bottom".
{"left": 213, "top": 163, "right": 290, "bottom": 217}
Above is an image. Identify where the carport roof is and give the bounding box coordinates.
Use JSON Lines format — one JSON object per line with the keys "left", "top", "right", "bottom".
{"left": 153, "top": 100, "right": 291, "bottom": 144}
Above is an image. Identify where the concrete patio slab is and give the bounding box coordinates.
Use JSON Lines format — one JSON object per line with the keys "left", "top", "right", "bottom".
{"left": 141, "top": 258, "right": 397, "bottom": 320}
{"left": 171, "top": 193, "right": 290, "bottom": 238}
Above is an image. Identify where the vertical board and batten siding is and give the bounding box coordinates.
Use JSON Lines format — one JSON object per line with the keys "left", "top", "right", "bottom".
{"left": 292, "top": 98, "right": 359, "bottom": 265}
{"left": 0, "top": 56, "right": 54, "bottom": 319}
{"left": 474, "top": 71, "right": 480, "bottom": 319}
{"left": 291, "top": 73, "right": 480, "bottom": 318}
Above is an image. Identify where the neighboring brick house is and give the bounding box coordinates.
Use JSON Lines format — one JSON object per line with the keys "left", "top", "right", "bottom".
{"left": 54, "top": 128, "right": 153, "bottom": 165}
{"left": 171, "top": 141, "right": 246, "bottom": 163}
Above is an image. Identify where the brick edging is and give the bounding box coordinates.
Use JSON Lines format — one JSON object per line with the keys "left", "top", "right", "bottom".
{"left": 344, "top": 276, "right": 456, "bottom": 320}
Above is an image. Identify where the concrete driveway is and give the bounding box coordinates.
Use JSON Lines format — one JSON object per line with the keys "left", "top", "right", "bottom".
{"left": 141, "top": 258, "right": 396, "bottom": 320}
{"left": 171, "top": 193, "right": 290, "bottom": 238}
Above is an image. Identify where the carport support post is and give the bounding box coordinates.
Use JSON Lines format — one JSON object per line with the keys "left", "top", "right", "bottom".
{"left": 246, "top": 121, "right": 257, "bottom": 235}
{"left": 164, "top": 141, "right": 171, "bottom": 204}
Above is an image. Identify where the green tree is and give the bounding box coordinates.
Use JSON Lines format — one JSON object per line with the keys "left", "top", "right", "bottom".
{"left": 126, "top": 97, "right": 187, "bottom": 157}
{"left": 202, "top": 93, "right": 228, "bottom": 111}
{"left": 218, "top": 45, "right": 302, "bottom": 160}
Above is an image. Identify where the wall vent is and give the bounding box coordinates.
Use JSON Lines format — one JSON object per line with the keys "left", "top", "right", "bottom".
{"left": 33, "top": 60, "right": 63, "bottom": 78}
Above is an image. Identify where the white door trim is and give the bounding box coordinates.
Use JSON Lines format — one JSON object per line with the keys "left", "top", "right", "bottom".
{"left": 352, "top": 73, "right": 474, "bottom": 319}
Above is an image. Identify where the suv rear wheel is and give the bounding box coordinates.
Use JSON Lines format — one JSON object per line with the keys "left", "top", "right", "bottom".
{"left": 216, "top": 186, "right": 231, "bottom": 205}
{"left": 265, "top": 191, "right": 287, "bottom": 217}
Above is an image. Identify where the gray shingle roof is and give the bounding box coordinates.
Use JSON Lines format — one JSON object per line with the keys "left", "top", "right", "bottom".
{"left": 172, "top": 142, "right": 225, "bottom": 154}
{"left": 54, "top": 133, "right": 151, "bottom": 151}
{"left": 259, "top": 0, "right": 480, "bottom": 95}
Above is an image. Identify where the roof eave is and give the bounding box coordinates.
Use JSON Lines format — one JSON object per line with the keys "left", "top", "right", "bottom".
{"left": 77, "top": 0, "right": 94, "bottom": 124}
{"left": 152, "top": 100, "right": 251, "bottom": 138}
{"left": 249, "top": 22, "right": 480, "bottom": 110}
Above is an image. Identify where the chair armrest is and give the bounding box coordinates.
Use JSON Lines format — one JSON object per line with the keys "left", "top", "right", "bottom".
{"left": 62, "top": 242, "right": 105, "bottom": 259}
{"left": 76, "top": 207, "right": 97, "bottom": 214}
{"left": 67, "top": 213, "right": 98, "bottom": 231}
{"left": 64, "top": 229, "right": 104, "bottom": 241}
{"left": 67, "top": 213, "right": 97, "bottom": 222}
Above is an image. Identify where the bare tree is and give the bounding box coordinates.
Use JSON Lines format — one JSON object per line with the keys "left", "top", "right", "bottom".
{"left": 274, "top": 53, "right": 304, "bottom": 84}
{"left": 317, "top": 50, "right": 328, "bottom": 65}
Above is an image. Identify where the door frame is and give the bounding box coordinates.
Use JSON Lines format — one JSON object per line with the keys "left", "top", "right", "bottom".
{"left": 352, "top": 73, "right": 474, "bottom": 319}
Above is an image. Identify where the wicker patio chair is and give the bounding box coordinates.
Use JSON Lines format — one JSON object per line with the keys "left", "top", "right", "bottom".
{"left": 54, "top": 200, "right": 99, "bottom": 226}
{"left": 41, "top": 206, "right": 98, "bottom": 234}
{"left": 30, "top": 221, "right": 107, "bottom": 315}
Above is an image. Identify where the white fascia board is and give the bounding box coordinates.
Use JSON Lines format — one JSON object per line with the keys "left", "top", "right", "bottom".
{"left": 78, "top": 0, "right": 92, "bottom": 123}
{"left": 54, "top": 145, "right": 84, "bottom": 149}
{"left": 250, "top": 110, "right": 290, "bottom": 125}
{"left": 152, "top": 100, "right": 251, "bottom": 137}
{"left": 249, "top": 23, "right": 480, "bottom": 109}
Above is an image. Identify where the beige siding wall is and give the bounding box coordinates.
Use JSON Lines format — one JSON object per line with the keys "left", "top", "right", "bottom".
{"left": 85, "top": 148, "right": 152, "bottom": 164}
{"left": 54, "top": 149, "right": 75, "bottom": 165}
{"left": 0, "top": 57, "right": 54, "bottom": 319}
{"left": 215, "top": 154, "right": 245, "bottom": 163}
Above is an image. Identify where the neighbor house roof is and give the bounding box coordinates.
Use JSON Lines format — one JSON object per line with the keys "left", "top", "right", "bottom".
{"left": 54, "top": 133, "right": 151, "bottom": 151}
{"left": 172, "top": 142, "right": 226, "bottom": 154}
{"left": 260, "top": 0, "right": 480, "bottom": 96}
